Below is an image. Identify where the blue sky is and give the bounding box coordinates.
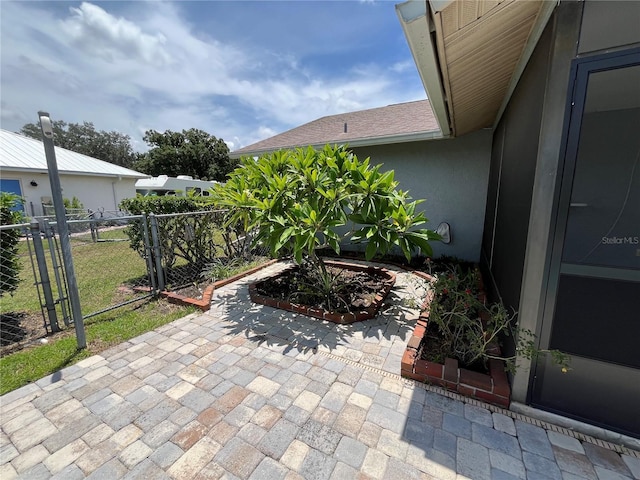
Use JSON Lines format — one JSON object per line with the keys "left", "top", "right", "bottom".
{"left": 1, "top": 1, "right": 426, "bottom": 152}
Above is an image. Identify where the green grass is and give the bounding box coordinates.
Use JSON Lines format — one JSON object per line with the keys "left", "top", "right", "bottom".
{"left": 0, "top": 301, "right": 194, "bottom": 395}
{"left": 0, "top": 228, "right": 267, "bottom": 396}
{"left": 0, "top": 235, "right": 196, "bottom": 396}
{"left": 1, "top": 237, "right": 148, "bottom": 317}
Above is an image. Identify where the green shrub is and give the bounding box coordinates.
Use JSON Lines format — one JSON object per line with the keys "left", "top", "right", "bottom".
{"left": 119, "top": 195, "right": 221, "bottom": 278}
{"left": 211, "top": 145, "right": 440, "bottom": 300}
{"left": 426, "top": 261, "right": 571, "bottom": 373}
{"left": 63, "top": 196, "right": 84, "bottom": 210}
{"left": 0, "top": 192, "right": 24, "bottom": 297}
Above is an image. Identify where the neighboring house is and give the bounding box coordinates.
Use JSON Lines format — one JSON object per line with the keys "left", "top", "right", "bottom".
{"left": 396, "top": 0, "right": 639, "bottom": 439}
{"left": 232, "top": 100, "right": 493, "bottom": 261}
{"left": 234, "top": 0, "right": 640, "bottom": 439}
{"left": 0, "top": 129, "right": 148, "bottom": 217}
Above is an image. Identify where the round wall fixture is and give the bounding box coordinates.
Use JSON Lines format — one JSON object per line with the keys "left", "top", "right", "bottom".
{"left": 436, "top": 222, "right": 451, "bottom": 244}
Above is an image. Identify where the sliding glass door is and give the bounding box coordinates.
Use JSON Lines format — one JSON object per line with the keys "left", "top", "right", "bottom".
{"left": 532, "top": 50, "right": 640, "bottom": 438}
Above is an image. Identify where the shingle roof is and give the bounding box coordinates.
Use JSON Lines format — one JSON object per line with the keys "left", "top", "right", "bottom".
{"left": 232, "top": 99, "right": 441, "bottom": 158}
{"left": 0, "top": 129, "right": 148, "bottom": 178}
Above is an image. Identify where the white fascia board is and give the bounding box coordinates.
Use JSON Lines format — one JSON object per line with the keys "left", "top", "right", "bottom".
{"left": 229, "top": 130, "right": 444, "bottom": 159}
{"left": 396, "top": 1, "right": 451, "bottom": 137}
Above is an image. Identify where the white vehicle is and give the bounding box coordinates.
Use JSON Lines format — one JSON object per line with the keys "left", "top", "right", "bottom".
{"left": 135, "top": 175, "right": 218, "bottom": 197}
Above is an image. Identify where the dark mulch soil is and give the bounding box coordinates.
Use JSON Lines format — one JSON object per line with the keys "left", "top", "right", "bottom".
{"left": 0, "top": 311, "right": 52, "bottom": 357}
{"left": 171, "top": 284, "right": 207, "bottom": 300}
{"left": 414, "top": 255, "right": 475, "bottom": 276}
{"left": 254, "top": 264, "right": 389, "bottom": 314}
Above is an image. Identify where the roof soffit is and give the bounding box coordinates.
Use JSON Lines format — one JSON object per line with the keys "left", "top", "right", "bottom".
{"left": 433, "top": 0, "right": 545, "bottom": 136}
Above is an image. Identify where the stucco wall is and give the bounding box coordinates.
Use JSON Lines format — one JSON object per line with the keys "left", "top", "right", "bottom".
{"left": 1, "top": 171, "right": 138, "bottom": 216}
{"left": 350, "top": 130, "right": 492, "bottom": 262}
{"left": 579, "top": 0, "right": 640, "bottom": 54}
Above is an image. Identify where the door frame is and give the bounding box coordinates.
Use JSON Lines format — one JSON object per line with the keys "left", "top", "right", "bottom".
{"left": 530, "top": 47, "right": 640, "bottom": 411}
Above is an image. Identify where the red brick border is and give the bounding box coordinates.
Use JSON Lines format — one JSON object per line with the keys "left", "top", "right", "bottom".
{"left": 162, "top": 259, "right": 280, "bottom": 311}
{"left": 249, "top": 260, "right": 396, "bottom": 324}
{"left": 401, "top": 269, "right": 511, "bottom": 408}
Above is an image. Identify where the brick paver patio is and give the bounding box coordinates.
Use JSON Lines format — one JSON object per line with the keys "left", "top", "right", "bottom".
{"left": 1, "top": 261, "right": 638, "bottom": 479}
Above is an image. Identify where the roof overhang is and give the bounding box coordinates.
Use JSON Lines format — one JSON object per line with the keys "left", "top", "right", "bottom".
{"left": 396, "top": 1, "right": 452, "bottom": 137}
{"left": 397, "top": 0, "right": 557, "bottom": 137}
{"left": 229, "top": 129, "right": 443, "bottom": 159}
{"left": 0, "top": 166, "right": 148, "bottom": 179}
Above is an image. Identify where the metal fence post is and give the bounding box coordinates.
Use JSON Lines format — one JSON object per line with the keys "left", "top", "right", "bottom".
{"left": 141, "top": 213, "right": 157, "bottom": 292}
{"left": 149, "top": 213, "right": 165, "bottom": 292}
{"left": 38, "top": 111, "right": 86, "bottom": 349}
{"left": 30, "top": 219, "right": 60, "bottom": 333}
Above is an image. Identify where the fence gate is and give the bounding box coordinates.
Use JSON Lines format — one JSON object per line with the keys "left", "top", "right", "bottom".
{"left": 1, "top": 214, "right": 158, "bottom": 352}
{"left": 28, "top": 219, "right": 73, "bottom": 333}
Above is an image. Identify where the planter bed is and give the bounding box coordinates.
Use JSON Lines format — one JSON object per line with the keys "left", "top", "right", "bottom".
{"left": 249, "top": 260, "right": 396, "bottom": 324}
{"left": 401, "top": 269, "right": 511, "bottom": 408}
{"left": 162, "top": 259, "right": 279, "bottom": 311}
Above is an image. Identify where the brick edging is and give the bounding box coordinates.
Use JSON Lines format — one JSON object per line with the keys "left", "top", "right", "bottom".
{"left": 162, "top": 259, "right": 280, "bottom": 311}
{"left": 400, "top": 268, "right": 511, "bottom": 408}
{"left": 249, "top": 260, "right": 396, "bottom": 324}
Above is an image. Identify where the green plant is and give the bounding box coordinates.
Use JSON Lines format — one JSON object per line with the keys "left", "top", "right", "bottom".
{"left": 425, "top": 263, "right": 570, "bottom": 374}
{"left": 211, "top": 145, "right": 440, "bottom": 302}
{"left": 290, "top": 263, "right": 356, "bottom": 313}
{"left": 0, "top": 192, "right": 24, "bottom": 297}
{"left": 200, "top": 257, "right": 266, "bottom": 283}
{"left": 63, "top": 196, "right": 84, "bottom": 210}
{"left": 119, "top": 195, "right": 222, "bottom": 275}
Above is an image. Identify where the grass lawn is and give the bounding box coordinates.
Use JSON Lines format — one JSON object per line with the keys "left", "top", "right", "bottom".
{"left": 0, "top": 230, "right": 271, "bottom": 396}
{"left": 1, "top": 231, "right": 149, "bottom": 317}
{"left": 0, "top": 301, "right": 194, "bottom": 395}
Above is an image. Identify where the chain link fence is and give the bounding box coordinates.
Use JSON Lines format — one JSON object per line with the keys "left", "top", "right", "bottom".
{"left": 56, "top": 216, "right": 155, "bottom": 320}
{"left": 0, "top": 223, "right": 47, "bottom": 352}
{"left": 152, "top": 210, "right": 263, "bottom": 290}
{"left": 0, "top": 209, "right": 270, "bottom": 353}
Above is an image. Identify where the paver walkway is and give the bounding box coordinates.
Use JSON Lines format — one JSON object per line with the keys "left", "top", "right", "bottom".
{"left": 1, "top": 261, "right": 638, "bottom": 479}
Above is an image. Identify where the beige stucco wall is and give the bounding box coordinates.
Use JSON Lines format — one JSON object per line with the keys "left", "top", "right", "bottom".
{"left": 349, "top": 129, "right": 492, "bottom": 261}
{"left": 2, "top": 170, "right": 138, "bottom": 216}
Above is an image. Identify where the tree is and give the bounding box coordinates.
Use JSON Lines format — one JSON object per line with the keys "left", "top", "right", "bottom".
{"left": 211, "top": 145, "right": 440, "bottom": 295}
{"left": 135, "top": 128, "right": 236, "bottom": 181}
{"left": 20, "top": 120, "right": 137, "bottom": 169}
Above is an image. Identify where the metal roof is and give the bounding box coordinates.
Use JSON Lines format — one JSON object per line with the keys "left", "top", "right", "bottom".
{"left": 0, "top": 129, "right": 148, "bottom": 178}
{"left": 231, "top": 100, "right": 441, "bottom": 158}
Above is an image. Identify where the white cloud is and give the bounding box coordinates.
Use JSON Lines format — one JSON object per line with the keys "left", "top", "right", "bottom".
{"left": 390, "top": 60, "right": 415, "bottom": 73}
{"left": 61, "top": 2, "right": 172, "bottom": 67}
{"left": 1, "top": 1, "right": 425, "bottom": 152}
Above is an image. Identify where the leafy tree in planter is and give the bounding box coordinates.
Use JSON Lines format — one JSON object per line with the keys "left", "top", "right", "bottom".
{"left": 211, "top": 145, "right": 440, "bottom": 296}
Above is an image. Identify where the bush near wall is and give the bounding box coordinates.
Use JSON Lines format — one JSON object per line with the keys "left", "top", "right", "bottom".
{"left": 119, "top": 196, "right": 220, "bottom": 278}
